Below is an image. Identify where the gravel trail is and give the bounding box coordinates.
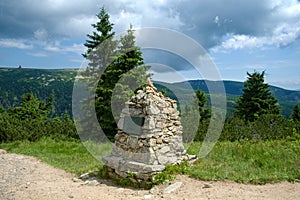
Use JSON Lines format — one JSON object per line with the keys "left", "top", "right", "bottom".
{"left": 0, "top": 149, "right": 299, "bottom": 200}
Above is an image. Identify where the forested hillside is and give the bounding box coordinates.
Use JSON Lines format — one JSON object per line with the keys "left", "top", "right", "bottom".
{"left": 0, "top": 68, "right": 76, "bottom": 116}
{"left": 1, "top": 67, "right": 299, "bottom": 117}
{"left": 156, "top": 80, "right": 300, "bottom": 117}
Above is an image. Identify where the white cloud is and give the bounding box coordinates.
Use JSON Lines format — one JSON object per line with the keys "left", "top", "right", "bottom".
{"left": 108, "top": 0, "right": 184, "bottom": 33}
{"left": 0, "top": 39, "right": 33, "bottom": 49}
{"left": 212, "top": 21, "right": 300, "bottom": 52}
{"left": 214, "top": 16, "right": 220, "bottom": 26}
{"left": 1, "top": 0, "right": 300, "bottom": 50}
{"left": 270, "top": 80, "right": 300, "bottom": 90}
{"left": 211, "top": 0, "right": 300, "bottom": 52}
{"left": 34, "top": 28, "right": 48, "bottom": 41}
{"left": 44, "top": 43, "right": 85, "bottom": 54}
{"left": 27, "top": 52, "right": 48, "bottom": 57}
{"left": 55, "top": 15, "right": 97, "bottom": 37}
{"left": 271, "top": 23, "right": 300, "bottom": 46}
{"left": 214, "top": 34, "right": 261, "bottom": 51}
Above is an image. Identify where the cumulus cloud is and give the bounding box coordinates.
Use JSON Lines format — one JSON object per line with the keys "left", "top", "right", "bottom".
{"left": 212, "top": 21, "right": 300, "bottom": 52}
{"left": 27, "top": 52, "right": 48, "bottom": 57}
{"left": 1, "top": 0, "right": 99, "bottom": 38}
{"left": 0, "top": 0, "right": 300, "bottom": 53}
{"left": 0, "top": 39, "right": 33, "bottom": 49}
{"left": 211, "top": 0, "right": 300, "bottom": 51}
{"left": 44, "top": 43, "right": 85, "bottom": 54}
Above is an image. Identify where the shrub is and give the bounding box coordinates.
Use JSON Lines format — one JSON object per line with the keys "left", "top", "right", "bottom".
{"left": 0, "top": 113, "right": 78, "bottom": 143}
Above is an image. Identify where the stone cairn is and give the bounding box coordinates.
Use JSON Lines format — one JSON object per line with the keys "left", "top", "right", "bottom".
{"left": 102, "top": 78, "right": 196, "bottom": 184}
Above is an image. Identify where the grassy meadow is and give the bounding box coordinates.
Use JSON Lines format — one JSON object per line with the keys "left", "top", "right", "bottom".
{"left": 1, "top": 137, "right": 299, "bottom": 185}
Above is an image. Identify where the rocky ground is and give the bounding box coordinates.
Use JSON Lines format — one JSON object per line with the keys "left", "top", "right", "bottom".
{"left": 0, "top": 149, "right": 299, "bottom": 200}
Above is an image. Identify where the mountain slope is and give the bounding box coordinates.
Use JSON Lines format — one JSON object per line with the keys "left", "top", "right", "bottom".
{"left": 155, "top": 80, "right": 300, "bottom": 117}
{"left": 0, "top": 68, "right": 76, "bottom": 116}
{"left": 0, "top": 68, "right": 299, "bottom": 117}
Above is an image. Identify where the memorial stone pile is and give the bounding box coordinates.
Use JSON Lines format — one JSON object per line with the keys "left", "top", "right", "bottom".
{"left": 102, "top": 78, "right": 196, "bottom": 184}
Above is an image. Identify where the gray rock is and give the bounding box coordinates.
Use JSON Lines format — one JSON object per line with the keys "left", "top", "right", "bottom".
{"left": 142, "top": 164, "right": 165, "bottom": 173}
{"left": 79, "top": 173, "right": 90, "bottom": 180}
{"left": 187, "top": 154, "right": 197, "bottom": 160}
{"left": 0, "top": 149, "right": 7, "bottom": 154}
{"left": 119, "top": 160, "right": 146, "bottom": 172}
{"left": 147, "top": 104, "right": 160, "bottom": 115}
{"left": 156, "top": 138, "right": 163, "bottom": 144}
{"left": 72, "top": 177, "right": 82, "bottom": 182}
{"left": 102, "top": 156, "right": 122, "bottom": 169}
{"left": 117, "top": 117, "right": 124, "bottom": 129}
{"left": 203, "top": 183, "right": 212, "bottom": 188}
{"left": 149, "top": 186, "right": 159, "bottom": 194}
{"left": 127, "top": 135, "right": 139, "bottom": 148}
{"left": 82, "top": 179, "right": 100, "bottom": 186}
{"left": 136, "top": 92, "right": 145, "bottom": 100}
{"left": 159, "top": 146, "right": 170, "bottom": 154}
{"left": 163, "top": 182, "right": 183, "bottom": 194}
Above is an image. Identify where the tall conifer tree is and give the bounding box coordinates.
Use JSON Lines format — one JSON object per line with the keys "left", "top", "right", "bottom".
{"left": 82, "top": 8, "right": 148, "bottom": 141}
{"left": 235, "top": 71, "right": 280, "bottom": 121}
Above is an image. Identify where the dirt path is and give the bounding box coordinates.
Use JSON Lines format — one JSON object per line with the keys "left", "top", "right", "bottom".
{"left": 0, "top": 149, "right": 299, "bottom": 200}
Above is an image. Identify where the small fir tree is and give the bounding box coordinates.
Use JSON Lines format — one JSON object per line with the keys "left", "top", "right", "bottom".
{"left": 235, "top": 71, "right": 280, "bottom": 121}
{"left": 8, "top": 93, "right": 53, "bottom": 120}
{"left": 291, "top": 104, "right": 300, "bottom": 122}
{"left": 194, "top": 89, "right": 211, "bottom": 121}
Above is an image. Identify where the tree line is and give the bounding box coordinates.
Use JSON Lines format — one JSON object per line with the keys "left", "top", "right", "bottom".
{"left": 0, "top": 93, "right": 78, "bottom": 143}
{"left": 183, "top": 71, "right": 300, "bottom": 142}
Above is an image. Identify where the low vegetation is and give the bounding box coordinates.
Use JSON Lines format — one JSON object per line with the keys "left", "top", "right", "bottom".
{"left": 0, "top": 138, "right": 299, "bottom": 185}
{"left": 0, "top": 138, "right": 101, "bottom": 175}
{"left": 187, "top": 140, "right": 300, "bottom": 184}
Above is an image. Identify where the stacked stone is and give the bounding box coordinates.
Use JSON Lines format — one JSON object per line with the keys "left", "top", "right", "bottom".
{"left": 102, "top": 78, "right": 195, "bottom": 184}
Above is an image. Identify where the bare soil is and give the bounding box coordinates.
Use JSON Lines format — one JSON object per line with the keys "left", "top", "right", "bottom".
{"left": 0, "top": 149, "right": 299, "bottom": 200}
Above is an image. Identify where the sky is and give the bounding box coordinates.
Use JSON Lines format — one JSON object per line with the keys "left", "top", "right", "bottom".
{"left": 0, "top": 0, "right": 300, "bottom": 90}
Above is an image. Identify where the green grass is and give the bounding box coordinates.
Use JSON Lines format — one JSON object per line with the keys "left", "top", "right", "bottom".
{"left": 0, "top": 138, "right": 299, "bottom": 184}
{"left": 0, "top": 138, "right": 111, "bottom": 175}
{"left": 187, "top": 140, "right": 300, "bottom": 184}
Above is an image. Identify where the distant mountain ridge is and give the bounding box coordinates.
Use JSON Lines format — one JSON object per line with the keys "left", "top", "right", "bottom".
{"left": 154, "top": 79, "right": 300, "bottom": 117}
{"left": 0, "top": 68, "right": 299, "bottom": 117}
{"left": 174, "top": 80, "right": 300, "bottom": 102}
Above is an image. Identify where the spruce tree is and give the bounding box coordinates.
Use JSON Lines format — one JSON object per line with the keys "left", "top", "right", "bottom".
{"left": 83, "top": 7, "right": 115, "bottom": 59}
{"left": 8, "top": 93, "right": 53, "bottom": 120}
{"left": 235, "top": 71, "right": 280, "bottom": 121}
{"left": 95, "top": 26, "right": 145, "bottom": 140}
{"left": 80, "top": 7, "right": 117, "bottom": 141}
{"left": 82, "top": 8, "right": 148, "bottom": 141}
{"left": 291, "top": 104, "right": 300, "bottom": 122}
{"left": 194, "top": 89, "right": 211, "bottom": 121}
{"left": 111, "top": 27, "right": 150, "bottom": 122}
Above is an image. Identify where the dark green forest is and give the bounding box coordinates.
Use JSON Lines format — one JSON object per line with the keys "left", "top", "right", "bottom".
{"left": 0, "top": 68, "right": 76, "bottom": 117}
{"left": 1, "top": 67, "right": 299, "bottom": 118}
